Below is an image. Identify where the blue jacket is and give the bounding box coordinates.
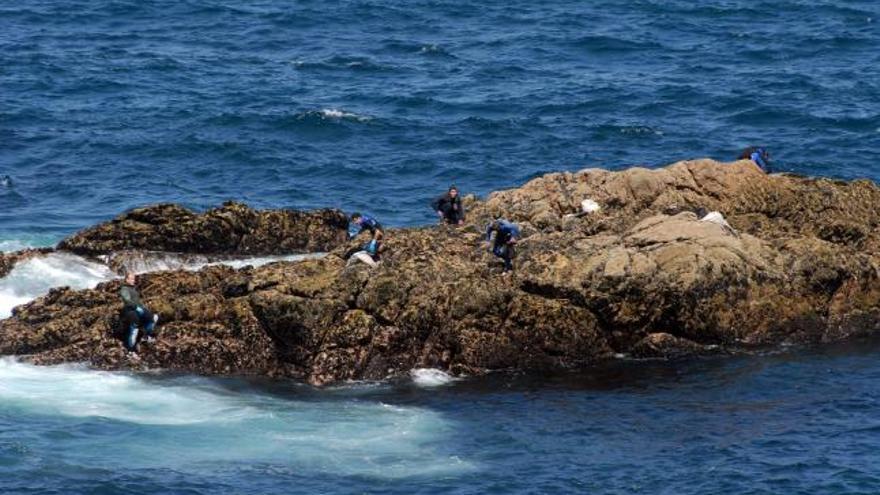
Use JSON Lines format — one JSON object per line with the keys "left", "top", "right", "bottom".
{"left": 750, "top": 150, "right": 770, "bottom": 173}
{"left": 354, "top": 215, "right": 382, "bottom": 237}
{"left": 486, "top": 220, "right": 520, "bottom": 244}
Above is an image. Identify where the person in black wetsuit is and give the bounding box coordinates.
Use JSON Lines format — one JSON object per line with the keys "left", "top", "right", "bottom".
{"left": 738, "top": 146, "right": 771, "bottom": 173}
{"left": 431, "top": 185, "right": 465, "bottom": 225}
{"left": 350, "top": 212, "right": 384, "bottom": 262}
{"left": 119, "top": 272, "right": 158, "bottom": 353}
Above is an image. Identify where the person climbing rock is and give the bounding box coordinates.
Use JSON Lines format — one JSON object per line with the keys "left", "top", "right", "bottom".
{"left": 119, "top": 272, "right": 158, "bottom": 353}
{"left": 349, "top": 212, "right": 384, "bottom": 266}
{"left": 485, "top": 219, "right": 520, "bottom": 273}
{"left": 738, "top": 146, "right": 771, "bottom": 173}
{"left": 431, "top": 185, "right": 465, "bottom": 225}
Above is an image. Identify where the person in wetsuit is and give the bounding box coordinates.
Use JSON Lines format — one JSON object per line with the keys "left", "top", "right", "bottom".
{"left": 119, "top": 272, "right": 158, "bottom": 353}
{"left": 485, "top": 219, "right": 520, "bottom": 273}
{"left": 431, "top": 185, "right": 465, "bottom": 225}
{"left": 350, "top": 212, "right": 384, "bottom": 262}
{"left": 738, "top": 146, "right": 771, "bottom": 173}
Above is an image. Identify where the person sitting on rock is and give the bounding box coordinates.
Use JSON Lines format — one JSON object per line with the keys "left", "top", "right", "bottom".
{"left": 349, "top": 212, "right": 384, "bottom": 266}
{"left": 119, "top": 271, "right": 158, "bottom": 353}
{"left": 485, "top": 219, "right": 520, "bottom": 273}
{"left": 738, "top": 146, "right": 771, "bottom": 173}
{"left": 431, "top": 185, "right": 465, "bottom": 225}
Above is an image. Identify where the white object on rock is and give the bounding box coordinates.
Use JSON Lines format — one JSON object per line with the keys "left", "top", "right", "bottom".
{"left": 348, "top": 251, "right": 379, "bottom": 268}
{"left": 700, "top": 211, "right": 738, "bottom": 236}
{"left": 581, "top": 199, "right": 601, "bottom": 214}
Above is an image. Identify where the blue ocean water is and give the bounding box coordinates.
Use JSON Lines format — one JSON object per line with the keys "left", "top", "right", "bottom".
{"left": 2, "top": 0, "right": 880, "bottom": 493}
{"left": 2, "top": 341, "right": 880, "bottom": 494}
{"left": 2, "top": 0, "right": 879, "bottom": 243}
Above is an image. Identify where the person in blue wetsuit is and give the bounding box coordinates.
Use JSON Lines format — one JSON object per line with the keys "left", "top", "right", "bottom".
{"left": 485, "top": 219, "right": 520, "bottom": 273}
{"left": 350, "top": 212, "right": 384, "bottom": 262}
{"left": 119, "top": 272, "right": 158, "bottom": 353}
{"left": 738, "top": 146, "right": 771, "bottom": 173}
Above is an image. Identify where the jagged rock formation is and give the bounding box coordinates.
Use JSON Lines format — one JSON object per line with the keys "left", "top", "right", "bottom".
{"left": 57, "top": 201, "right": 349, "bottom": 256}
{"left": 2, "top": 159, "right": 880, "bottom": 385}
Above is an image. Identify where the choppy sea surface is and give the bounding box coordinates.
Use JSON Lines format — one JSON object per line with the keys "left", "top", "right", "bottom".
{"left": 2, "top": 344, "right": 880, "bottom": 494}
{"left": 3, "top": 0, "right": 880, "bottom": 241}
{"left": 2, "top": 0, "right": 880, "bottom": 493}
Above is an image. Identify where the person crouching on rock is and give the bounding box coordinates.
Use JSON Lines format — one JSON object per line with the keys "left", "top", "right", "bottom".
{"left": 485, "top": 219, "right": 520, "bottom": 273}
{"left": 738, "top": 146, "right": 771, "bottom": 173}
{"left": 348, "top": 212, "right": 384, "bottom": 268}
{"left": 119, "top": 272, "right": 158, "bottom": 353}
{"left": 431, "top": 185, "right": 465, "bottom": 226}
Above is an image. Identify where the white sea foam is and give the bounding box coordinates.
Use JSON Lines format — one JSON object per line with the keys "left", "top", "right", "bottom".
{"left": 0, "top": 252, "right": 117, "bottom": 318}
{"left": 202, "top": 253, "right": 325, "bottom": 270}
{"left": 0, "top": 357, "right": 251, "bottom": 425}
{"left": 0, "top": 357, "right": 474, "bottom": 477}
{"left": 419, "top": 43, "right": 442, "bottom": 53}
{"left": 0, "top": 235, "right": 58, "bottom": 252}
{"left": 0, "top": 251, "right": 325, "bottom": 319}
{"left": 411, "top": 368, "right": 458, "bottom": 387}
{"left": 0, "top": 251, "right": 472, "bottom": 478}
{"left": 0, "top": 240, "right": 31, "bottom": 252}
{"left": 319, "top": 108, "right": 372, "bottom": 122}
{"left": 114, "top": 252, "right": 325, "bottom": 274}
{"left": 0, "top": 293, "right": 31, "bottom": 318}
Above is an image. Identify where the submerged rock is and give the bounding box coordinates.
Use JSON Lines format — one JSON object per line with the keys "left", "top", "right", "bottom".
{"left": 630, "top": 333, "right": 719, "bottom": 359}
{"left": 2, "top": 159, "right": 880, "bottom": 385}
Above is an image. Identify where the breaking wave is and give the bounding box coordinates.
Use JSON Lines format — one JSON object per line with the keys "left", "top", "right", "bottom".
{"left": 0, "top": 252, "right": 326, "bottom": 319}
{"left": 0, "top": 357, "right": 473, "bottom": 478}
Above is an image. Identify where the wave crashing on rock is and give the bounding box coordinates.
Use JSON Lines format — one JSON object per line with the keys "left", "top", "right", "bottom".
{"left": 2, "top": 159, "right": 880, "bottom": 385}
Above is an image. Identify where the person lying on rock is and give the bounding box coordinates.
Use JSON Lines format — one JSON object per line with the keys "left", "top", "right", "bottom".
{"left": 119, "top": 272, "right": 158, "bottom": 353}
{"left": 431, "top": 185, "right": 465, "bottom": 225}
{"left": 349, "top": 212, "right": 384, "bottom": 266}
{"left": 738, "top": 146, "right": 771, "bottom": 173}
{"left": 485, "top": 219, "right": 520, "bottom": 273}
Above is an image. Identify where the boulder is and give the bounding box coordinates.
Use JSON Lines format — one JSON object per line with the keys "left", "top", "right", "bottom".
{"left": 57, "top": 201, "right": 349, "bottom": 256}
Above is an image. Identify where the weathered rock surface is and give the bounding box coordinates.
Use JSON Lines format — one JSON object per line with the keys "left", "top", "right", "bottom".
{"left": 2, "top": 159, "right": 880, "bottom": 385}
{"left": 57, "top": 201, "right": 349, "bottom": 256}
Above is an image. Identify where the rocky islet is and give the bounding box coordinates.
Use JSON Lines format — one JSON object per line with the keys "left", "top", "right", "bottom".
{"left": 1, "top": 159, "right": 879, "bottom": 385}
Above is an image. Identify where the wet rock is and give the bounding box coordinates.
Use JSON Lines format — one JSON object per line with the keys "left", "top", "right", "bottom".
{"left": 3, "top": 159, "right": 880, "bottom": 384}
{"left": 630, "top": 333, "right": 718, "bottom": 359}
{"left": 57, "top": 202, "right": 349, "bottom": 256}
